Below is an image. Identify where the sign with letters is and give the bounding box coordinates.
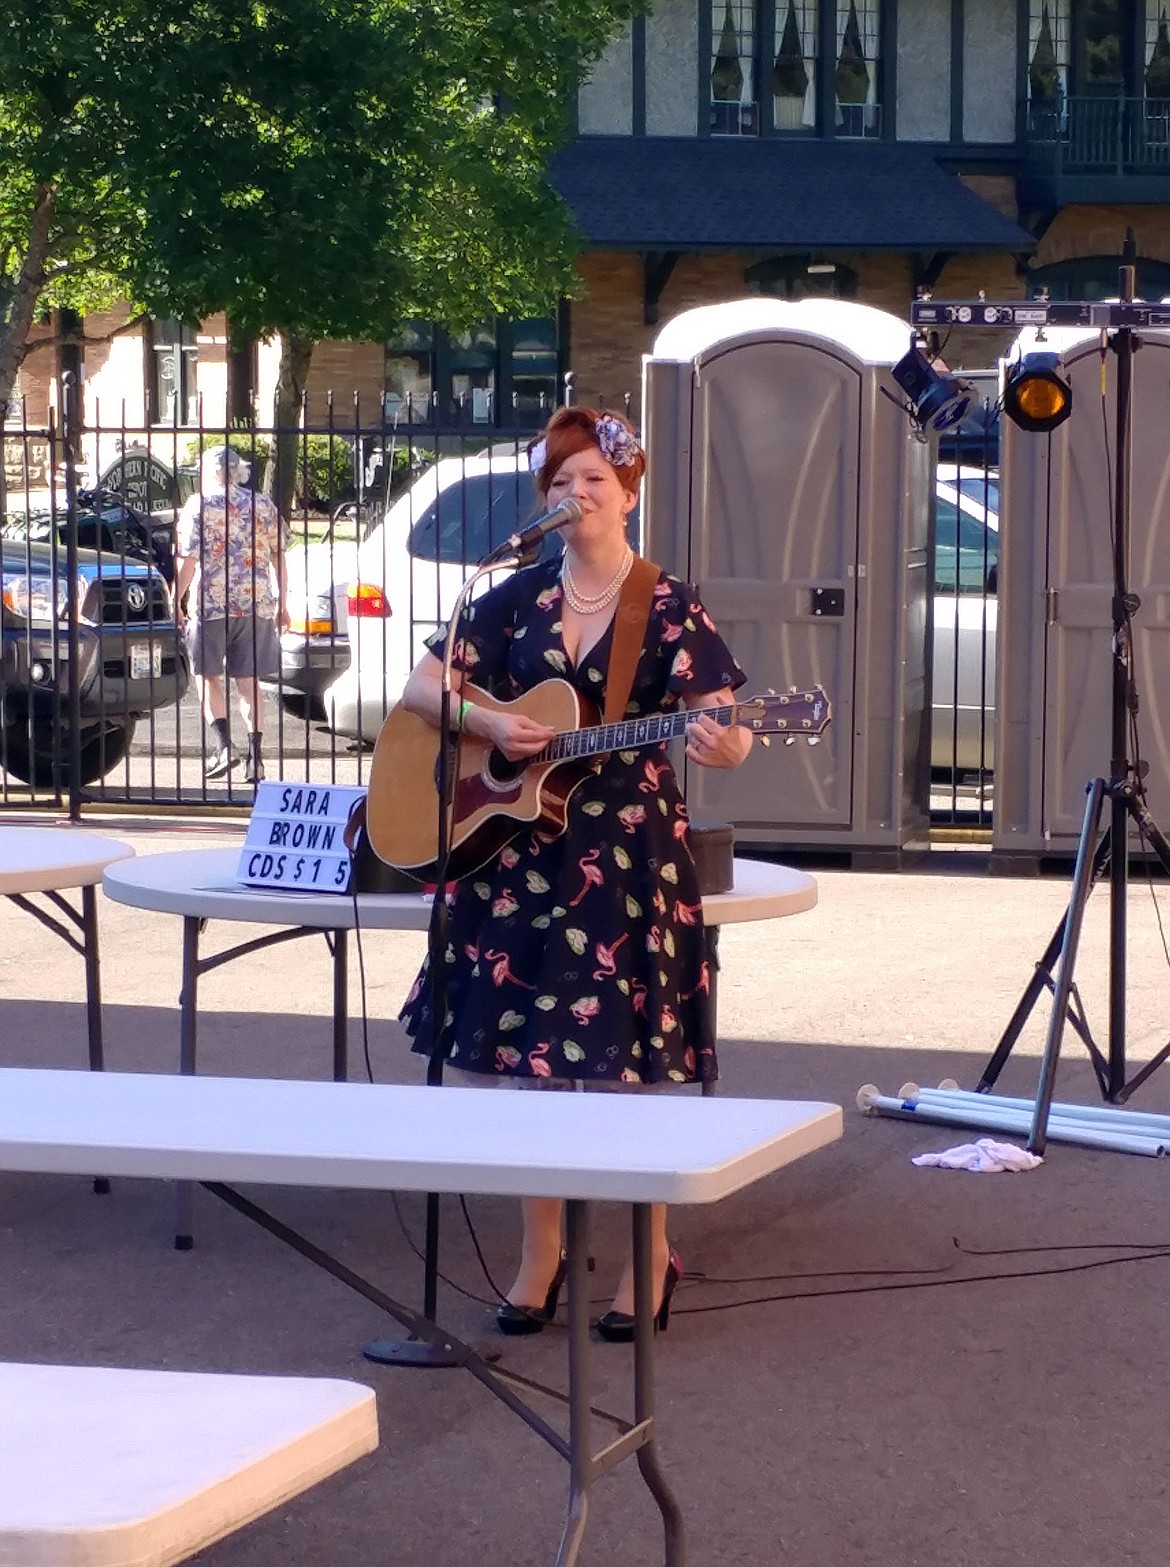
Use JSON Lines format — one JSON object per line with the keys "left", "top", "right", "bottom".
{"left": 238, "top": 781, "right": 367, "bottom": 893}
{"left": 99, "top": 447, "right": 178, "bottom": 510}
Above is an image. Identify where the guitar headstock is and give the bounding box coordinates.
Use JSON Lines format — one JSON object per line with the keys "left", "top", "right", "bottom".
{"left": 734, "top": 687, "right": 831, "bottom": 745}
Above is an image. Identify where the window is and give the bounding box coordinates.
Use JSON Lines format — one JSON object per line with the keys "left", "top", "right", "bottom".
{"left": 1147, "top": 5, "right": 1170, "bottom": 97}
{"left": 711, "top": 0, "right": 758, "bottom": 134}
{"left": 385, "top": 323, "right": 434, "bottom": 421}
{"left": 509, "top": 319, "right": 560, "bottom": 415}
{"left": 744, "top": 255, "right": 858, "bottom": 298}
{"left": 447, "top": 323, "right": 498, "bottom": 423}
{"left": 407, "top": 474, "right": 532, "bottom": 564}
{"left": 773, "top": 1, "right": 817, "bottom": 130}
{"left": 385, "top": 318, "right": 562, "bottom": 424}
{"left": 148, "top": 319, "right": 197, "bottom": 426}
{"left": 835, "top": 0, "right": 881, "bottom": 137}
{"left": 709, "top": 0, "right": 881, "bottom": 138}
{"left": 957, "top": 477, "right": 1001, "bottom": 513}
{"left": 1027, "top": 254, "right": 1170, "bottom": 299}
{"left": 1027, "top": 1, "right": 1170, "bottom": 107}
{"left": 934, "top": 498, "right": 998, "bottom": 596}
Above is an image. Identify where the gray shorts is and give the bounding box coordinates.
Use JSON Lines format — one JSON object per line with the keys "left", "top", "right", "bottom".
{"left": 188, "top": 615, "right": 280, "bottom": 678}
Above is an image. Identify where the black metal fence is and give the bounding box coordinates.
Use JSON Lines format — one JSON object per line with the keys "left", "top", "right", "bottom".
{"left": 1, "top": 381, "right": 1000, "bottom": 824}
{"left": 0, "top": 383, "right": 571, "bottom": 813}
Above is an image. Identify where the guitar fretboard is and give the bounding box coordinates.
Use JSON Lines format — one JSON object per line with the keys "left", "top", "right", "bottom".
{"left": 536, "top": 703, "right": 735, "bottom": 764}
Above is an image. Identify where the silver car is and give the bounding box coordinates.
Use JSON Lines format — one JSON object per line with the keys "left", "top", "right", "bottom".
{"left": 932, "top": 468, "right": 999, "bottom": 774}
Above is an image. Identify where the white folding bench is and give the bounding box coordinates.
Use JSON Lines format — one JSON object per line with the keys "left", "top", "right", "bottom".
{"left": 0, "top": 1362, "right": 377, "bottom": 1567}
{"left": 0, "top": 1065, "right": 842, "bottom": 1567}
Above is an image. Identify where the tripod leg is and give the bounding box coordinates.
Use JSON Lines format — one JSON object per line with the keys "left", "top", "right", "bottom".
{"left": 1028, "top": 778, "right": 1107, "bottom": 1154}
{"left": 977, "top": 814, "right": 1112, "bottom": 1093}
{"left": 1109, "top": 789, "right": 1170, "bottom": 1099}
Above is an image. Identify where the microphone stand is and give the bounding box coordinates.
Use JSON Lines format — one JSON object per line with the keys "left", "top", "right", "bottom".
{"left": 363, "top": 534, "right": 537, "bottom": 1369}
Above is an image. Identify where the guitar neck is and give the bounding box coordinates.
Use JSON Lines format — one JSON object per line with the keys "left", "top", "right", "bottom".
{"left": 539, "top": 703, "right": 734, "bottom": 764}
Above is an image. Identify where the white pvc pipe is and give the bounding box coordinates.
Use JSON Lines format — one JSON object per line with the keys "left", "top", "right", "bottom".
{"left": 908, "top": 1086, "right": 1170, "bottom": 1137}
{"left": 861, "top": 1093, "right": 1167, "bottom": 1158}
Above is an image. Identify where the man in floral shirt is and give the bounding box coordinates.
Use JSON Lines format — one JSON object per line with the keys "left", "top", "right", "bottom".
{"left": 175, "top": 446, "right": 290, "bottom": 782}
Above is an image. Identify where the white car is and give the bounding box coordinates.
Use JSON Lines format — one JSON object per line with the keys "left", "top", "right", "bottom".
{"left": 932, "top": 467, "right": 999, "bottom": 774}
{"left": 267, "top": 536, "right": 356, "bottom": 718}
{"left": 324, "top": 449, "right": 540, "bottom": 742}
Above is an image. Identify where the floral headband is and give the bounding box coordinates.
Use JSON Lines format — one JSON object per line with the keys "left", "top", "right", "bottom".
{"left": 528, "top": 414, "right": 644, "bottom": 478}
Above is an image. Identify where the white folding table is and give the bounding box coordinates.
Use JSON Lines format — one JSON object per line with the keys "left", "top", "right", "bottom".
{"left": 0, "top": 1066, "right": 842, "bottom": 1567}
{"left": 0, "top": 1361, "right": 378, "bottom": 1567}
{"left": 101, "top": 846, "right": 817, "bottom": 1087}
{"left": 0, "top": 825, "right": 135, "bottom": 1072}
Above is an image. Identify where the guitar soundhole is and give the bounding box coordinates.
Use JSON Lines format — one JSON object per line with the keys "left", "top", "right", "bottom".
{"left": 485, "top": 749, "right": 526, "bottom": 787}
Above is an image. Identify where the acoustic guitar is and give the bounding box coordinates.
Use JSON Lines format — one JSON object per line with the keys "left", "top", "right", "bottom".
{"left": 364, "top": 679, "right": 831, "bottom": 881}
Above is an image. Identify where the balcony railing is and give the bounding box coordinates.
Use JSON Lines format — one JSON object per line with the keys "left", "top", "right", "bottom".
{"left": 1026, "top": 95, "right": 1170, "bottom": 174}
{"left": 708, "top": 98, "right": 882, "bottom": 138}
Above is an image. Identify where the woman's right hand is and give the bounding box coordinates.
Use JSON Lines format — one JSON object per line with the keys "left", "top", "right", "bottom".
{"left": 479, "top": 707, "right": 557, "bottom": 761}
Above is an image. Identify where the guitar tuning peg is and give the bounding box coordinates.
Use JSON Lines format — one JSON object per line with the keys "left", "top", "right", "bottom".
{"left": 788, "top": 685, "right": 797, "bottom": 694}
{"left": 759, "top": 736, "right": 771, "bottom": 749}
{"left": 807, "top": 736, "right": 821, "bottom": 746}
{"left": 784, "top": 735, "right": 796, "bottom": 746}
{"left": 766, "top": 687, "right": 777, "bottom": 696}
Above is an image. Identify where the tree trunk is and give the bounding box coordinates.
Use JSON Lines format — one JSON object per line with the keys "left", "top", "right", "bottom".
{"left": 266, "top": 332, "right": 315, "bottom": 518}
{"left": 0, "top": 184, "right": 58, "bottom": 416}
{"left": 0, "top": 184, "right": 57, "bottom": 519}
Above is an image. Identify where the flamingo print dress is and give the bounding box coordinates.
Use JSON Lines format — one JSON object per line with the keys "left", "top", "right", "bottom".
{"left": 400, "top": 557, "right": 746, "bottom": 1086}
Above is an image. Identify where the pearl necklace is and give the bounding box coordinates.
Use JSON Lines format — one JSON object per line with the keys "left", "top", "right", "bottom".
{"left": 561, "top": 546, "right": 634, "bottom": 616}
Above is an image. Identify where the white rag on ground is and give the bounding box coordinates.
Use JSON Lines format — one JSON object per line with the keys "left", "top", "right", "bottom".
{"left": 911, "top": 1138, "right": 1044, "bottom": 1173}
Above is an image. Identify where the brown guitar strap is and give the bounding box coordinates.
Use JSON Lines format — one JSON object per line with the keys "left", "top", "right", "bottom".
{"left": 603, "top": 555, "right": 661, "bottom": 725}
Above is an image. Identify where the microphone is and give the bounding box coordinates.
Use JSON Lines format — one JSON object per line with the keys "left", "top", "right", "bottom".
{"left": 505, "top": 496, "right": 583, "bottom": 553}
{"left": 479, "top": 497, "right": 584, "bottom": 567}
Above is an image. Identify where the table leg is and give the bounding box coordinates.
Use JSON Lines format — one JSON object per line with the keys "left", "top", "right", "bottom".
{"left": 81, "top": 885, "right": 104, "bottom": 1074}
{"left": 175, "top": 916, "right": 201, "bottom": 1251}
{"left": 555, "top": 1200, "right": 593, "bottom": 1567}
{"left": 633, "top": 1203, "right": 686, "bottom": 1565}
{"left": 332, "top": 929, "right": 348, "bottom": 1082}
{"left": 80, "top": 884, "right": 113, "bottom": 1196}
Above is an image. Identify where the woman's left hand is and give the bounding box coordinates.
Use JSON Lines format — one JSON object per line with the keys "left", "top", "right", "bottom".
{"left": 684, "top": 710, "right": 751, "bottom": 768}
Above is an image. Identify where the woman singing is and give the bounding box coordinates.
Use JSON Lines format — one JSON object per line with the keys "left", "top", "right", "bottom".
{"left": 399, "top": 405, "right": 752, "bottom": 1340}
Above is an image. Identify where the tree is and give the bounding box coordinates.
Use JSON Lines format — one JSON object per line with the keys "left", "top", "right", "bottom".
{"left": 2, "top": 0, "right": 647, "bottom": 506}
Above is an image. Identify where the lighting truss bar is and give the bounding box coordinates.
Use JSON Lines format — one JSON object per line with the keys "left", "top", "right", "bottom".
{"left": 910, "top": 300, "right": 1170, "bottom": 331}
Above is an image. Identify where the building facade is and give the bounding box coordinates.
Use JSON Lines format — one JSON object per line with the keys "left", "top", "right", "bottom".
{"left": 13, "top": 0, "right": 1170, "bottom": 433}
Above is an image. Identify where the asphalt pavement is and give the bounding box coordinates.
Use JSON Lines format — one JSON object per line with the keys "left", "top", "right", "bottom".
{"left": 6, "top": 824, "right": 1170, "bottom": 1566}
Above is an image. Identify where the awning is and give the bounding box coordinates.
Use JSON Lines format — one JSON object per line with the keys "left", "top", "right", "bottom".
{"left": 551, "top": 136, "right": 1034, "bottom": 253}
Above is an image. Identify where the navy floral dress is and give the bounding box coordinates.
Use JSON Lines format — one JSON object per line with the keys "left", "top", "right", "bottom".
{"left": 400, "top": 556, "right": 746, "bottom": 1086}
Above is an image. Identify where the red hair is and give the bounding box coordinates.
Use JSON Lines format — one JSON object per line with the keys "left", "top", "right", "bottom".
{"left": 530, "top": 406, "right": 645, "bottom": 499}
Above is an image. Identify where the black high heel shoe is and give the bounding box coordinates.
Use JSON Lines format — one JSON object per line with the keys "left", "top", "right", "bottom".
{"left": 496, "top": 1252, "right": 568, "bottom": 1336}
{"left": 595, "top": 1252, "right": 682, "bottom": 1343}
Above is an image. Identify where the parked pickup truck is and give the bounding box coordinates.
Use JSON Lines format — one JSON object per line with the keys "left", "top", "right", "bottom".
{"left": 0, "top": 536, "right": 190, "bottom": 787}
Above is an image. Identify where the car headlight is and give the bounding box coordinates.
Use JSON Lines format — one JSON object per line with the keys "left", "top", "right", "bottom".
{"left": 0, "top": 571, "right": 78, "bottom": 623}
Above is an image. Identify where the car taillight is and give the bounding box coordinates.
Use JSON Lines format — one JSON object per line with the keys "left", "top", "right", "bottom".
{"left": 288, "top": 615, "right": 335, "bottom": 635}
{"left": 347, "top": 583, "right": 392, "bottom": 618}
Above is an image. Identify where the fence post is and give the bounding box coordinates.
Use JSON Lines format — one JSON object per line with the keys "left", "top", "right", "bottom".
{"left": 61, "top": 372, "right": 83, "bottom": 820}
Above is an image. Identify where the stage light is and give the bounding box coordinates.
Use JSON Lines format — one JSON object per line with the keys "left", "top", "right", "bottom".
{"left": 890, "top": 346, "right": 973, "bottom": 433}
{"left": 1002, "top": 351, "right": 1072, "bottom": 432}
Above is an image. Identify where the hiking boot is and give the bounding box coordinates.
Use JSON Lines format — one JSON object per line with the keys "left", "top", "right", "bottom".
{"left": 244, "top": 734, "right": 265, "bottom": 784}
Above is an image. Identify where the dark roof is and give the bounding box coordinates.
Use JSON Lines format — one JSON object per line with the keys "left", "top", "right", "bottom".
{"left": 551, "top": 137, "right": 1034, "bottom": 253}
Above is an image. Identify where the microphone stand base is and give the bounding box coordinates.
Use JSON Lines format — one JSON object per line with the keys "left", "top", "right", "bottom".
{"left": 362, "top": 1335, "right": 501, "bottom": 1368}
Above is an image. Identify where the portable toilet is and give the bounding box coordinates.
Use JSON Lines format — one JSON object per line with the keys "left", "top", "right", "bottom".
{"left": 642, "top": 298, "right": 933, "bottom": 860}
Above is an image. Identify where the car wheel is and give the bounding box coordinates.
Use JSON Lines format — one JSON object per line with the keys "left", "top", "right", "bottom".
{"left": 1, "top": 720, "right": 136, "bottom": 788}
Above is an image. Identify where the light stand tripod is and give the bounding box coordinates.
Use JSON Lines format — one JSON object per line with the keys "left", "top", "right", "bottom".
{"left": 363, "top": 532, "right": 539, "bottom": 1368}
{"left": 915, "top": 237, "right": 1170, "bottom": 1153}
